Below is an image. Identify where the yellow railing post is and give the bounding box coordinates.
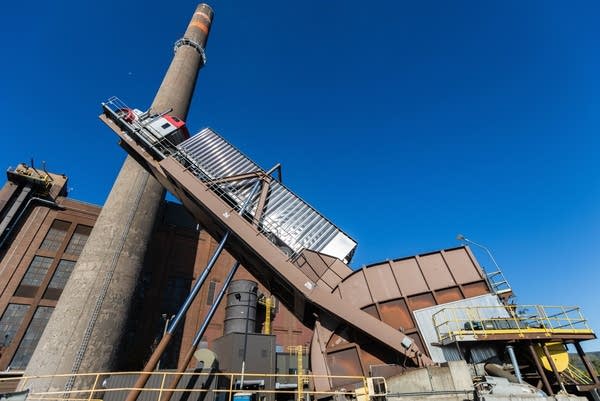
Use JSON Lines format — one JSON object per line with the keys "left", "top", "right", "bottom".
{"left": 432, "top": 310, "right": 439, "bottom": 341}
{"left": 579, "top": 308, "right": 589, "bottom": 330}
{"left": 481, "top": 306, "right": 488, "bottom": 337}
{"left": 158, "top": 371, "right": 167, "bottom": 401}
{"left": 87, "top": 373, "right": 100, "bottom": 401}
{"left": 228, "top": 372, "right": 234, "bottom": 401}
{"left": 509, "top": 305, "right": 521, "bottom": 336}
{"left": 562, "top": 306, "right": 574, "bottom": 330}
{"left": 463, "top": 308, "right": 472, "bottom": 336}
{"left": 538, "top": 305, "right": 551, "bottom": 336}
{"left": 451, "top": 308, "right": 459, "bottom": 339}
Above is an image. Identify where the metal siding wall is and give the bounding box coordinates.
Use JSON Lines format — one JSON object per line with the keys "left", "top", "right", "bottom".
{"left": 412, "top": 294, "right": 504, "bottom": 363}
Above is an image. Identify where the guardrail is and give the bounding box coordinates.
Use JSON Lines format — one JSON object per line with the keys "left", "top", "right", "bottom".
{"left": 564, "top": 363, "right": 594, "bottom": 385}
{"left": 433, "top": 304, "right": 594, "bottom": 343}
{"left": 2, "top": 371, "right": 384, "bottom": 401}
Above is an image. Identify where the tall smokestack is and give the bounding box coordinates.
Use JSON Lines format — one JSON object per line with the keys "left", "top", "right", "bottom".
{"left": 23, "top": 4, "right": 214, "bottom": 393}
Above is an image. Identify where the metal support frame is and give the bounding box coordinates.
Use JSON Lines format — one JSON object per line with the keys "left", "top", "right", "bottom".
{"left": 125, "top": 230, "right": 230, "bottom": 401}
{"left": 506, "top": 345, "right": 523, "bottom": 383}
{"left": 161, "top": 261, "right": 241, "bottom": 401}
{"left": 529, "top": 343, "right": 554, "bottom": 396}
{"left": 542, "top": 343, "right": 567, "bottom": 393}
{"left": 126, "top": 180, "right": 262, "bottom": 401}
{"left": 574, "top": 341, "right": 600, "bottom": 385}
{"left": 102, "top": 102, "right": 434, "bottom": 377}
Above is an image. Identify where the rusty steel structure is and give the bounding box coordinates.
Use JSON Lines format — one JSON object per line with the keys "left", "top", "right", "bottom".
{"left": 2, "top": 3, "right": 595, "bottom": 400}
{"left": 96, "top": 6, "right": 600, "bottom": 394}
{"left": 100, "top": 102, "right": 434, "bottom": 396}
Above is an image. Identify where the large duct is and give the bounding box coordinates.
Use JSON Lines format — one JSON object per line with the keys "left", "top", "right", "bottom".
{"left": 224, "top": 280, "right": 258, "bottom": 336}
{"left": 22, "top": 4, "right": 213, "bottom": 393}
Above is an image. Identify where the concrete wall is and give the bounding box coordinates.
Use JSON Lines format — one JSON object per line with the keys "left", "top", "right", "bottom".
{"left": 386, "top": 361, "right": 474, "bottom": 401}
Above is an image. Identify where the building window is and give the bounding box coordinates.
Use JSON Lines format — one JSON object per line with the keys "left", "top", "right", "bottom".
{"left": 206, "top": 280, "right": 217, "bottom": 305}
{"left": 65, "top": 225, "right": 92, "bottom": 256}
{"left": 43, "top": 260, "right": 76, "bottom": 300}
{"left": 14, "top": 256, "right": 54, "bottom": 298}
{"left": 0, "top": 304, "right": 30, "bottom": 348}
{"left": 39, "top": 220, "right": 70, "bottom": 252}
{"left": 10, "top": 306, "right": 54, "bottom": 369}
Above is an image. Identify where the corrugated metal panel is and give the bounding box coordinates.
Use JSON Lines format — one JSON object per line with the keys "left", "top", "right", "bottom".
{"left": 412, "top": 294, "right": 504, "bottom": 363}
{"left": 177, "top": 128, "right": 357, "bottom": 262}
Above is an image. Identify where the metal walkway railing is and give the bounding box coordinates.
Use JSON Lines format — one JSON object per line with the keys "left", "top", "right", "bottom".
{"left": 563, "top": 363, "right": 594, "bottom": 385}
{"left": 433, "top": 304, "right": 594, "bottom": 343}
{"left": 99, "top": 95, "right": 433, "bottom": 368}
{"left": 101, "top": 97, "right": 357, "bottom": 263}
{"left": 2, "top": 371, "right": 386, "bottom": 401}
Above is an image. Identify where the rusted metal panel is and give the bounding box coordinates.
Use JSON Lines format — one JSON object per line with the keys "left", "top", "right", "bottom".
{"left": 302, "top": 250, "right": 329, "bottom": 277}
{"left": 418, "top": 253, "right": 456, "bottom": 290}
{"left": 408, "top": 293, "right": 436, "bottom": 310}
{"left": 329, "top": 258, "right": 352, "bottom": 280}
{"left": 378, "top": 299, "right": 414, "bottom": 331}
{"left": 462, "top": 281, "right": 490, "bottom": 298}
{"left": 325, "top": 347, "right": 364, "bottom": 387}
{"left": 443, "top": 247, "right": 484, "bottom": 283}
{"left": 436, "top": 287, "right": 463, "bottom": 304}
{"left": 320, "top": 268, "right": 343, "bottom": 289}
{"left": 390, "top": 258, "right": 429, "bottom": 296}
{"left": 363, "top": 264, "right": 401, "bottom": 302}
{"left": 338, "top": 271, "right": 373, "bottom": 307}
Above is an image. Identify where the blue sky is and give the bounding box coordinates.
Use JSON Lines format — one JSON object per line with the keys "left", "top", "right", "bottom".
{"left": 1, "top": 2, "right": 599, "bottom": 350}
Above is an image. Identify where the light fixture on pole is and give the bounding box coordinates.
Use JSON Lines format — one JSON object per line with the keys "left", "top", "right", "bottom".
{"left": 456, "top": 234, "right": 501, "bottom": 273}
{"left": 456, "top": 234, "right": 505, "bottom": 294}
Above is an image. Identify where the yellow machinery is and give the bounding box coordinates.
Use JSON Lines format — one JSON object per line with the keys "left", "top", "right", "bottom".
{"left": 534, "top": 342, "right": 569, "bottom": 372}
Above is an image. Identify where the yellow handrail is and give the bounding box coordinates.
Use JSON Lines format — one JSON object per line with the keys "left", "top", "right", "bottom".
{"left": 432, "top": 304, "right": 593, "bottom": 343}
{"left": 1, "top": 371, "right": 379, "bottom": 401}
{"left": 564, "top": 363, "right": 593, "bottom": 385}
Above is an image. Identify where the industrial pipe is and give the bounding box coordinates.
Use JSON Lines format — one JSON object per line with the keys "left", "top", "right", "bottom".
{"left": 484, "top": 363, "right": 520, "bottom": 384}
{"left": 125, "top": 230, "right": 229, "bottom": 401}
{"left": 126, "top": 178, "right": 261, "bottom": 401}
{"left": 0, "top": 196, "right": 63, "bottom": 249}
{"left": 506, "top": 345, "right": 523, "bottom": 384}
{"left": 161, "top": 261, "right": 241, "bottom": 401}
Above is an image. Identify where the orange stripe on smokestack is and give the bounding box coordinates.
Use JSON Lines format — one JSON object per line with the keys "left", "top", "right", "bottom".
{"left": 184, "top": 3, "right": 213, "bottom": 44}
{"left": 194, "top": 11, "right": 212, "bottom": 21}
{"left": 189, "top": 21, "right": 209, "bottom": 34}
